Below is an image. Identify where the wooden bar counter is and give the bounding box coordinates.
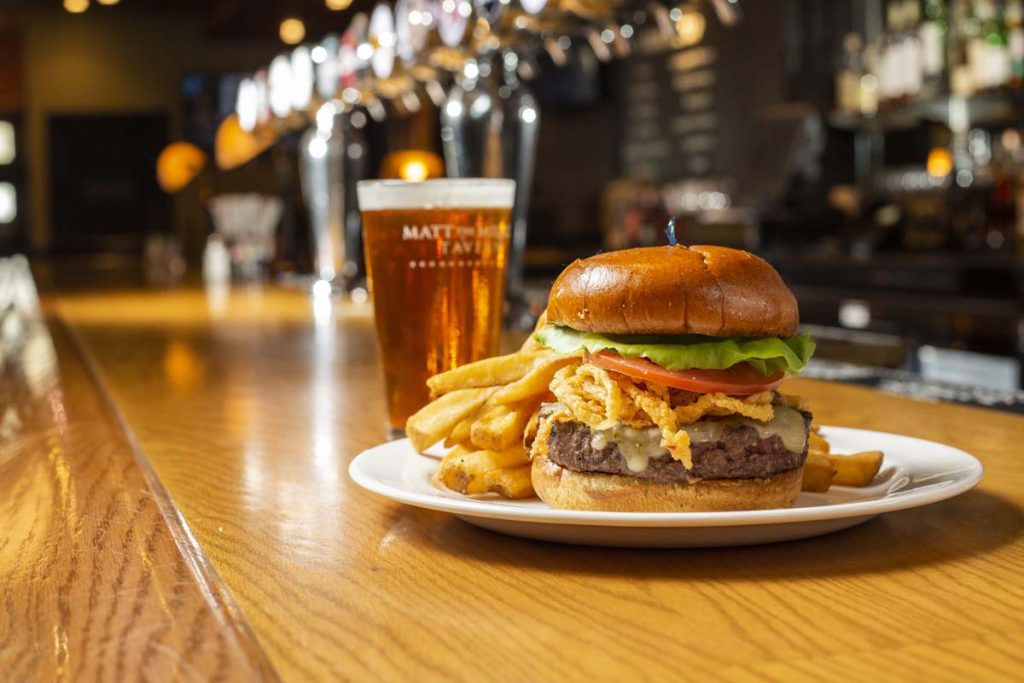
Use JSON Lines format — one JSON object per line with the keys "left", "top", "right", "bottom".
{"left": 3, "top": 281, "right": 1023, "bottom": 681}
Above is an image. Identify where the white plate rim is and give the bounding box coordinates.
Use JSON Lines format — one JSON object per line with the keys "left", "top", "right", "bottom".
{"left": 348, "top": 426, "right": 984, "bottom": 528}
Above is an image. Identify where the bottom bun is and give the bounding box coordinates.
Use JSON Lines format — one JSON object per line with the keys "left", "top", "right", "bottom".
{"left": 531, "top": 452, "right": 803, "bottom": 512}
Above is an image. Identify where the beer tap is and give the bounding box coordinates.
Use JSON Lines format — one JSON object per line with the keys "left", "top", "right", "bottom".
{"left": 499, "top": 51, "right": 539, "bottom": 322}
{"left": 440, "top": 57, "right": 504, "bottom": 178}
{"left": 298, "top": 28, "right": 374, "bottom": 292}
{"left": 299, "top": 104, "right": 346, "bottom": 288}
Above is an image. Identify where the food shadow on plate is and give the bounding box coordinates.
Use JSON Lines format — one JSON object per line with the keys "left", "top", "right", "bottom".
{"left": 385, "top": 489, "right": 1022, "bottom": 580}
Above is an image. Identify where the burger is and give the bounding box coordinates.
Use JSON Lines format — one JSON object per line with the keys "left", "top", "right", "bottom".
{"left": 528, "top": 244, "right": 816, "bottom": 512}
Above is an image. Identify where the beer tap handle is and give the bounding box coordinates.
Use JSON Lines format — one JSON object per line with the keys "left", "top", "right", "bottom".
{"left": 401, "top": 89, "right": 423, "bottom": 113}
{"left": 425, "top": 79, "right": 449, "bottom": 106}
{"left": 365, "top": 96, "right": 388, "bottom": 122}
{"left": 542, "top": 36, "right": 569, "bottom": 66}
{"left": 610, "top": 23, "right": 632, "bottom": 59}
{"left": 584, "top": 26, "right": 613, "bottom": 62}
{"left": 648, "top": 2, "right": 677, "bottom": 42}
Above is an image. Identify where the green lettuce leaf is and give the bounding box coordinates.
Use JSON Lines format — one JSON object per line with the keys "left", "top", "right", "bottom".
{"left": 535, "top": 326, "right": 816, "bottom": 376}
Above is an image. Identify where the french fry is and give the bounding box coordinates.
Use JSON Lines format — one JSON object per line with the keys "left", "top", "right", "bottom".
{"left": 426, "top": 351, "right": 553, "bottom": 396}
{"left": 406, "top": 387, "right": 497, "bottom": 452}
{"left": 443, "top": 413, "right": 476, "bottom": 449}
{"left": 445, "top": 443, "right": 472, "bottom": 459}
{"left": 802, "top": 450, "right": 836, "bottom": 492}
{"left": 470, "top": 400, "right": 538, "bottom": 451}
{"left": 491, "top": 355, "right": 577, "bottom": 404}
{"left": 829, "top": 450, "right": 884, "bottom": 487}
{"left": 444, "top": 400, "right": 493, "bottom": 449}
{"left": 809, "top": 431, "right": 831, "bottom": 454}
{"left": 483, "top": 465, "right": 534, "bottom": 499}
{"left": 435, "top": 447, "right": 531, "bottom": 495}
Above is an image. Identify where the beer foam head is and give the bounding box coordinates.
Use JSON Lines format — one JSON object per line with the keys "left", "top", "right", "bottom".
{"left": 357, "top": 179, "right": 515, "bottom": 210}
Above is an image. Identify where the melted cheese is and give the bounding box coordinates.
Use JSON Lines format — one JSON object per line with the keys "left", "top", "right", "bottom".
{"left": 591, "top": 424, "right": 673, "bottom": 473}
{"left": 585, "top": 406, "right": 807, "bottom": 474}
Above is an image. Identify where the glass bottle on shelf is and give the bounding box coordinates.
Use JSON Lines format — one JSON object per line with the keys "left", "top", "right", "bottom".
{"left": 903, "top": 0, "right": 924, "bottom": 102}
{"left": 976, "top": 0, "right": 1010, "bottom": 92}
{"left": 920, "top": 0, "right": 948, "bottom": 98}
{"left": 1007, "top": 0, "right": 1024, "bottom": 87}
{"left": 861, "top": 42, "right": 882, "bottom": 115}
{"left": 966, "top": 0, "right": 986, "bottom": 93}
{"left": 836, "top": 33, "right": 865, "bottom": 113}
{"left": 880, "top": 0, "right": 903, "bottom": 108}
{"left": 951, "top": 0, "right": 974, "bottom": 95}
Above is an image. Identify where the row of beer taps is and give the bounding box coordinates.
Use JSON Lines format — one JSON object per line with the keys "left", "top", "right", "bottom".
{"left": 236, "top": 0, "right": 742, "bottom": 306}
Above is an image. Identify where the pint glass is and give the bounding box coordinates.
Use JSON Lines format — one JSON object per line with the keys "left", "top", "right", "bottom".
{"left": 357, "top": 179, "right": 515, "bottom": 438}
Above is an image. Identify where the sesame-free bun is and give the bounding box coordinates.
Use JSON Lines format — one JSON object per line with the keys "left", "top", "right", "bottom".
{"left": 546, "top": 245, "right": 799, "bottom": 337}
{"left": 531, "top": 452, "right": 803, "bottom": 512}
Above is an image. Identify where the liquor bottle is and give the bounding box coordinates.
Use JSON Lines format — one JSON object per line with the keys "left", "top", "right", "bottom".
{"left": 977, "top": 0, "right": 1010, "bottom": 91}
{"left": 951, "top": 0, "right": 975, "bottom": 94}
{"left": 903, "top": 0, "right": 924, "bottom": 101}
{"left": 880, "top": 0, "right": 903, "bottom": 107}
{"left": 979, "top": 132, "right": 1016, "bottom": 251}
{"left": 966, "top": 0, "right": 986, "bottom": 93}
{"left": 1007, "top": 0, "right": 1024, "bottom": 87}
{"left": 909, "top": 0, "right": 925, "bottom": 100}
{"left": 861, "top": 41, "right": 882, "bottom": 115}
{"left": 920, "top": 0, "right": 948, "bottom": 97}
{"left": 836, "top": 33, "right": 865, "bottom": 113}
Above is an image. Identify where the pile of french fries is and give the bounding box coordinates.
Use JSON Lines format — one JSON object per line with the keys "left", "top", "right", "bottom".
{"left": 406, "top": 341, "right": 576, "bottom": 499}
{"left": 802, "top": 428, "right": 884, "bottom": 492}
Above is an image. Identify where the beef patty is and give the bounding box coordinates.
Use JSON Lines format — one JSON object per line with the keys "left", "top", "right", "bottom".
{"left": 545, "top": 414, "right": 811, "bottom": 483}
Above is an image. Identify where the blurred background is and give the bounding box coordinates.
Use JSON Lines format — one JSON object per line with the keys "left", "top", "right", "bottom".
{"left": 0, "top": 0, "right": 1022, "bottom": 395}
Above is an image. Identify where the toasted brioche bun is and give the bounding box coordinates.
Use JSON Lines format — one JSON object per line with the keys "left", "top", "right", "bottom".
{"left": 531, "top": 452, "right": 803, "bottom": 512}
{"left": 546, "top": 245, "right": 799, "bottom": 337}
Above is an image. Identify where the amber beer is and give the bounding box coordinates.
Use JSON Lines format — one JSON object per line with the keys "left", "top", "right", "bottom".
{"left": 357, "top": 179, "right": 515, "bottom": 436}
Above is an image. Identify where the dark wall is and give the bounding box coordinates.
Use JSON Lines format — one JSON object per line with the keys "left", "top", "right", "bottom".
{"left": 529, "top": 50, "right": 618, "bottom": 248}
{"left": 49, "top": 114, "right": 169, "bottom": 253}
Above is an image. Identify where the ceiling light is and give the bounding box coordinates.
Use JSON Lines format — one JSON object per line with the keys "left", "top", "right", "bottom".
{"left": 280, "top": 18, "right": 306, "bottom": 45}
{"left": 0, "top": 182, "right": 16, "bottom": 223}
{"left": 676, "top": 10, "right": 706, "bottom": 47}
{"left": 0, "top": 122, "right": 15, "bottom": 165}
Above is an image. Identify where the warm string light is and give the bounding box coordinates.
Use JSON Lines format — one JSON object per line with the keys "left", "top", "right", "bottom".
{"left": 926, "top": 148, "right": 953, "bottom": 179}
{"left": 326, "top": 0, "right": 353, "bottom": 10}
{"left": 214, "top": 114, "right": 279, "bottom": 171}
{"left": 279, "top": 18, "right": 306, "bottom": 45}
{"left": 64, "top": 0, "right": 89, "bottom": 13}
{"left": 156, "top": 142, "right": 208, "bottom": 194}
{"left": 96, "top": 0, "right": 121, "bottom": 5}
{"left": 401, "top": 160, "right": 428, "bottom": 182}
{"left": 380, "top": 150, "right": 444, "bottom": 181}
{"left": 675, "top": 9, "right": 706, "bottom": 47}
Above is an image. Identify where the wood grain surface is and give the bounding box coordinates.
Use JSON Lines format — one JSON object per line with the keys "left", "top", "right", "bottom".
{"left": 0, "top": 309, "right": 278, "bottom": 681}
{"left": 28, "top": 286, "right": 1024, "bottom": 681}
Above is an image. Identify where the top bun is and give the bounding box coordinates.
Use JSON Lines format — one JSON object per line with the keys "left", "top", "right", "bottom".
{"left": 546, "top": 245, "right": 799, "bottom": 337}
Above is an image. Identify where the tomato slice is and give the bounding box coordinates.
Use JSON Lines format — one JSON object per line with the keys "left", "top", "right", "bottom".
{"left": 589, "top": 351, "right": 783, "bottom": 395}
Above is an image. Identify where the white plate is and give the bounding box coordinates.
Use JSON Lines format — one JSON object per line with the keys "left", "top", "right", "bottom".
{"left": 348, "top": 427, "right": 983, "bottom": 547}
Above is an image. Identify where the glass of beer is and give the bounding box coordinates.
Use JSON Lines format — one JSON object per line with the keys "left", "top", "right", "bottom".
{"left": 357, "top": 178, "right": 516, "bottom": 438}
